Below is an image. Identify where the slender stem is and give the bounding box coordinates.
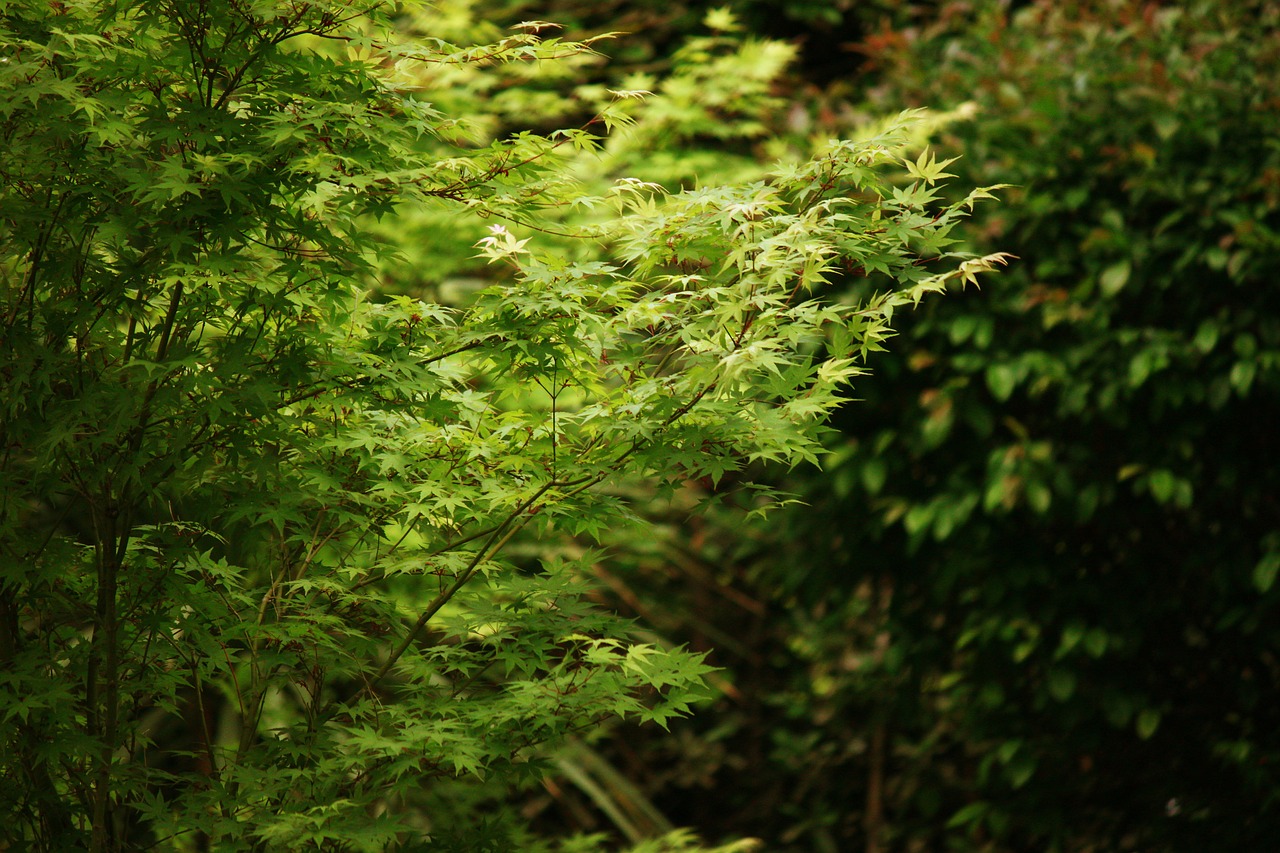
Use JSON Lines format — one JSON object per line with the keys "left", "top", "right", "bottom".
{"left": 350, "top": 520, "right": 502, "bottom": 593}
{"left": 89, "top": 507, "right": 128, "bottom": 853}
{"left": 359, "top": 480, "right": 558, "bottom": 694}
{"left": 864, "top": 574, "right": 892, "bottom": 853}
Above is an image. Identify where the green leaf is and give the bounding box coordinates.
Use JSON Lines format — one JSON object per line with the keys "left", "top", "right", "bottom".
{"left": 985, "top": 363, "right": 1017, "bottom": 402}
{"left": 1099, "top": 260, "right": 1131, "bottom": 296}
{"left": 862, "top": 458, "right": 888, "bottom": 495}
{"left": 1253, "top": 553, "right": 1280, "bottom": 593}
{"left": 1147, "top": 469, "right": 1177, "bottom": 504}
{"left": 1057, "top": 623, "right": 1086, "bottom": 658}
{"left": 1193, "top": 320, "right": 1220, "bottom": 354}
{"left": 1136, "top": 709, "right": 1161, "bottom": 740}
{"left": 1008, "top": 754, "right": 1036, "bottom": 789}
{"left": 1230, "top": 361, "right": 1257, "bottom": 394}
{"left": 703, "top": 7, "right": 742, "bottom": 32}
{"left": 1083, "top": 628, "right": 1109, "bottom": 658}
{"left": 946, "top": 801, "right": 989, "bottom": 829}
{"left": 1047, "top": 669, "right": 1077, "bottom": 702}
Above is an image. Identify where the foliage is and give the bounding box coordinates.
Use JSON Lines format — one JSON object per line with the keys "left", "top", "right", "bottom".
{"left": 471, "top": 0, "right": 933, "bottom": 83}
{"left": 0, "top": 1, "right": 1001, "bottom": 850}
{"left": 377, "top": 4, "right": 807, "bottom": 293}
{"left": 730, "top": 1, "right": 1280, "bottom": 850}
{"left": 532, "top": 2, "right": 1280, "bottom": 852}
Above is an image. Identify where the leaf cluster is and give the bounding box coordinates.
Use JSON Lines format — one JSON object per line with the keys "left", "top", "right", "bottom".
{"left": 671, "top": 2, "right": 1280, "bottom": 850}
{"left": 0, "top": 2, "right": 1000, "bottom": 850}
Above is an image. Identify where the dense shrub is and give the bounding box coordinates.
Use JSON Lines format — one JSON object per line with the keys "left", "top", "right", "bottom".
{"left": 578, "top": 2, "right": 1280, "bottom": 851}
{"left": 781, "top": 2, "right": 1280, "bottom": 849}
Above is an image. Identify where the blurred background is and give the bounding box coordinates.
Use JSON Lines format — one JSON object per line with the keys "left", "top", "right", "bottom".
{"left": 385, "top": 2, "right": 1280, "bottom": 850}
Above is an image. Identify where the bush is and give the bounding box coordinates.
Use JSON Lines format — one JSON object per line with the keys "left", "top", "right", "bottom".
{"left": 569, "top": 3, "right": 1280, "bottom": 851}
{"left": 776, "top": 1, "right": 1280, "bottom": 849}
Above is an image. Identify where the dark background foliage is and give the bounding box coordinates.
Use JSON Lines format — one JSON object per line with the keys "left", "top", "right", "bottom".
{"left": 525, "top": 1, "right": 1280, "bottom": 851}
